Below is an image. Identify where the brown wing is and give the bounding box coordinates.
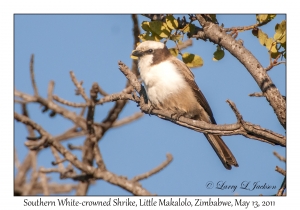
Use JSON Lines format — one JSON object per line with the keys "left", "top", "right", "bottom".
{"left": 171, "top": 57, "right": 217, "bottom": 124}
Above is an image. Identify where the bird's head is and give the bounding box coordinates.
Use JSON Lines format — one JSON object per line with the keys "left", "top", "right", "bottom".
{"left": 131, "top": 41, "right": 171, "bottom": 66}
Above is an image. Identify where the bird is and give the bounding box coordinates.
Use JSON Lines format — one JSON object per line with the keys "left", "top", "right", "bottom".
{"left": 131, "top": 40, "right": 238, "bottom": 170}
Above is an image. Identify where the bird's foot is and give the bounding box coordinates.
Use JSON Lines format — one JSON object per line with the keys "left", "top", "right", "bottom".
{"left": 170, "top": 110, "right": 186, "bottom": 121}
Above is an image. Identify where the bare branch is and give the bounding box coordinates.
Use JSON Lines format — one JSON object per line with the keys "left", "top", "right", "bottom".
{"left": 30, "top": 54, "right": 38, "bottom": 97}
{"left": 176, "top": 39, "right": 193, "bottom": 50}
{"left": 118, "top": 61, "right": 286, "bottom": 147}
{"left": 249, "top": 92, "right": 264, "bottom": 97}
{"left": 132, "top": 154, "right": 173, "bottom": 182}
{"left": 22, "top": 152, "right": 38, "bottom": 195}
{"left": 68, "top": 144, "right": 83, "bottom": 151}
{"left": 112, "top": 112, "right": 144, "bottom": 128}
{"left": 131, "top": 14, "right": 140, "bottom": 76}
{"left": 195, "top": 14, "right": 286, "bottom": 129}
{"left": 273, "top": 151, "right": 286, "bottom": 162}
{"left": 275, "top": 166, "right": 286, "bottom": 176}
{"left": 15, "top": 90, "right": 88, "bottom": 130}
{"left": 14, "top": 148, "right": 21, "bottom": 169}
{"left": 53, "top": 90, "right": 137, "bottom": 107}
{"left": 47, "top": 81, "right": 55, "bottom": 101}
{"left": 39, "top": 172, "right": 50, "bottom": 195}
{"left": 276, "top": 177, "right": 286, "bottom": 196}
{"left": 70, "top": 71, "right": 89, "bottom": 102}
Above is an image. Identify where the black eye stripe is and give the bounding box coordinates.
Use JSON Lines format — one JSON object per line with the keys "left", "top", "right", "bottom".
{"left": 147, "top": 49, "right": 153, "bottom": 53}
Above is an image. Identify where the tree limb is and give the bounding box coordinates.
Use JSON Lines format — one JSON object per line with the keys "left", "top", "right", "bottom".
{"left": 195, "top": 14, "right": 286, "bottom": 129}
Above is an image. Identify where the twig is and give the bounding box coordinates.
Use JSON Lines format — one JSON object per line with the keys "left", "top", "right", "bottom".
{"left": 132, "top": 154, "right": 173, "bottom": 182}
{"left": 95, "top": 84, "right": 108, "bottom": 96}
{"left": 52, "top": 158, "right": 67, "bottom": 166}
{"left": 273, "top": 151, "right": 286, "bottom": 162}
{"left": 249, "top": 92, "right": 264, "bottom": 97}
{"left": 223, "top": 19, "right": 275, "bottom": 33}
{"left": 30, "top": 54, "right": 39, "bottom": 97}
{"left": 22, "top": 152, "right": 38, "bottom": 195}
{"left": 24, "top": 136, "right": 48, "bottom": 150}
{"left": 118, "top": 61, "right": 286, "bottom": 146}
{"left": 53, "top": 91, "right": 137, "bottom": 107}
{"left": 264, "top": 61, "right": 286, "bottom": 71}
{"left": 53, "top": 95, "right": 87, "bottom": 107}
{"left": 39, "top": 167, "right": 62, "bottom": 173}
{"left": 14, "top": 147, "right": 21, "bottom": 169}
{"left": 39, "top": 171, "right": 50, "bottom": 195}
{"left": 48, "top": 81, "right": 55, "bottom": 101}
{"left": 15, "top": 89, "right": 88, "bottom": 130}
{"left": 68, "top": 144, "right": 83, "bottom": 151}
{"left": 112, "top": 112, "right": 144, "bottom": 128}
{"left": 131, "top": 14, "right": 140, "bottom": 76}
{"left": 195, "top": 14, "right": 286, "bottom": 129}
{"left": 55, "top": 126, "right": 85, "bottom": 142}
{"left": 276, "top": 177, "right": 286, "bottom": 196}
{"left": 275, "top": 166, "right": 286, "bottom": 176}
{"left": 176, "top": 39, "right": 193, "bottom": 50}
{"left": 70, "top": 71, "right": 89, "bottom": 102}
{"left": 93, "top": 139, "right": 106, "bottom": 171}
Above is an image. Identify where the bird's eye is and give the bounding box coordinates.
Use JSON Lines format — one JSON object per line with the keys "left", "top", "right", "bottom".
{"left": 147, "top": 49, "right": 153, "bottom": 53}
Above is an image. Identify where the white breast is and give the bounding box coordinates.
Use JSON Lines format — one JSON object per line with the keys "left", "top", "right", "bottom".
{"left": 139, "top": 58, "right": 187, "bottom": 105}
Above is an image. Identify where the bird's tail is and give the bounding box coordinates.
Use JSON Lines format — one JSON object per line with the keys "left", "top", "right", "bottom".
{"left": 204, "top": 134, "right": 238, "bottom": 170}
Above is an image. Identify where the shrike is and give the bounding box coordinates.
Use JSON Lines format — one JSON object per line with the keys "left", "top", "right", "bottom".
{"left": 132, "top": 40, "right": 238, "bottom": 169}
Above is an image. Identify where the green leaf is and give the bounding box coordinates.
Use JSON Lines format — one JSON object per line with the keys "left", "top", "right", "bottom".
{"left": 213, "top": 47, "right": 225, "bottom": 61}
{"left": 149, "top": 20, "right": 170, "bottom": 38}
{"left": 257, "top": 29, "right": 268, "bottom": 46}
{"left": 208, "top": 14, "right": 218, "bottom": 24}
{"left": 274, "top": 20, "right": 286, "bottom": 44}
{"left": 181, "top": 23, "right": 196, "bottom": 34}
{"left": 256, "top": 14, "right": 276, "bottom": 23}
{"left": 270, "top": 51, "right": 280, "bottom": 59}
{"left": 256, "top": 14, "right": 269, "bottom": 23}
{"left": 138, "top": 31, "right": 161, "bottom": 41}
{"left": 265, "top": 38, "right": 277, "bottom": 53}
{"left": 170, "top": 34, "right": 182, "bottom": 41}
{"left": 268, "top": 14, "right": 277, "bottom": 20}
{"left": 141, "top": 21, "right": 151, "bottom": 32}
{"left": 169, "top": 48, "right": 179, "bottom": 57}
{"left": 166, "top": 15, "right": 178, "bottom": 30}
{"left": 182, "top": 53, "right": 203, "bottom": 68}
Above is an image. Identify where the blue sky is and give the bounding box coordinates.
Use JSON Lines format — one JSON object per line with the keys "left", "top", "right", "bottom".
{"left": 14, "top": 14, "right": 286, "bottom": 195}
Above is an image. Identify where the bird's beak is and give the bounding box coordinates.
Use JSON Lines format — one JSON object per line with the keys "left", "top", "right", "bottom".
{"left": 131, "top": 50, "right": 143, "bottom": 57}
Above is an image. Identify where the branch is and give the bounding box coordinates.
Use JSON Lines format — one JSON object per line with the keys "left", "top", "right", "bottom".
{"left": 53, "top": 90, "right": 137, "bottom": 107}
{"left": 276, "top": 177, "right": 286, "bottom": 196}
{"left": 22, "top": 152, "right": 38, "bottom": 195}
{"left": 15, "top": 90, "right": 88, "bottom": 130}
{"left": 273, "top": 151, "right": 286, "bottom": 162}
{"left": 118, "top": 61, "right": 286, "bottom": 147}
{"left": 132, "top": 154, "right": 173, "bottom": 182}
{"left": 195, "top": 14, "right": 286, "bottom": 129}
{"left": 15, "top": 112, "right": 152, "bottom": 195}
{"left": 39, "top": 171, "right": 50, "bottom": 195}
{"left": 275, "top": 166, "right": 286, "bottom": 176}
{"left": 112, "top": 112, "right": 144, "bottom": 128}
{"left": 249, "top": 92, "right": 264, "bottom": 97}
{"left": 30, "top": 54, "right": 38, "bottom": 97}
{"left": 176, "top": 39, "right": 193, "bottom": 50}
{"left": 70, "top": 71, "right": 89, "bottom": 102}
